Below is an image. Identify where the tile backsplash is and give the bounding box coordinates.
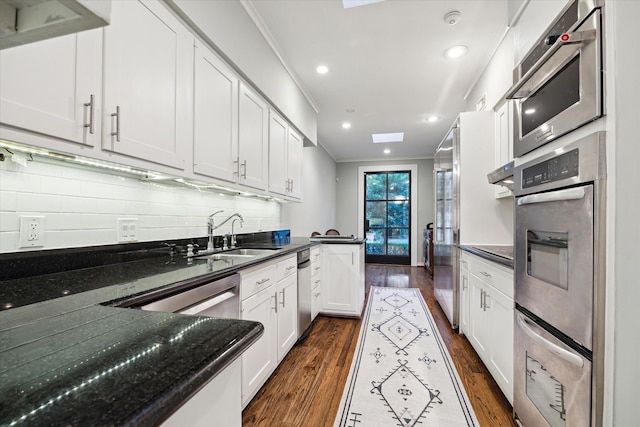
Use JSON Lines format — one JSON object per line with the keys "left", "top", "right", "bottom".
{"left": 0, "top": 157, "right": 281, "bottom": 253}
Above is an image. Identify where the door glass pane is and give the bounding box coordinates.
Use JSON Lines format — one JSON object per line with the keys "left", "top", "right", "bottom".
{"left": 388, "top": 173, "right": 409, "bottom": 200}
{"left": 388, "top": 201, "right": 409, "bottom": 228}
{"left": 366, "top": 173, "right": 386, "bottom": 200}
{"left": 366, "top": 201, "right": 387, "bottom": 228}
{"left": 388, "top": 228, "right": 409, "bottom": 256}
{"left": 366, "top": 229, "right": 386, "bottom": 255}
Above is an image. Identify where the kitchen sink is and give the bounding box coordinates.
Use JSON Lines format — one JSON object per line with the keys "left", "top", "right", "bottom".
{"left": 195, "top": 248, "right": 278, "bottom": 261}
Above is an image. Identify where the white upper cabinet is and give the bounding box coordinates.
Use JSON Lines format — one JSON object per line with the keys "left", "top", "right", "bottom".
{"left": 238, "top": 83, "right": 269, "bottom": 191}
{"left": 102, "top": 0, "right": 192, "bottom": 170}
{"left": 268, "top": 110, "right": 303, "bottom": 200}
{"left": 0, "top": 29, "right": 102, "bottom": 148}
{"left": 193, "top": 39, "right": 239, "bottom": 182}
{"left": 494, "top": 101, "right": 513, "bottom": 199}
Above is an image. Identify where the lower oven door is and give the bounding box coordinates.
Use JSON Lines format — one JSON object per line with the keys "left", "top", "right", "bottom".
{"left": 514, "top": 311, "right": 591, "bottom": 427}
{"left": 515, "top": 184, "right": 594, "bottom": 349}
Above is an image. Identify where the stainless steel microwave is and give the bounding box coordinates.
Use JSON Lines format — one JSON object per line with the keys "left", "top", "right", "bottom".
{"left": 507, "top": 0, "right": 604, "bottom": 157}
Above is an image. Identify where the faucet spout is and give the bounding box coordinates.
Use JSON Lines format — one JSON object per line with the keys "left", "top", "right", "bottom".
{"left": 207, "top": 210, "right": 224, "bottom": 251}
{"left": 231, "top": 217, "right": 243, "bottom": 247}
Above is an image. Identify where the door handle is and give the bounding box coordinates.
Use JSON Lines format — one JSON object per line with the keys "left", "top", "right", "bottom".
{"left": 517, "top": 187, "right": 586, "bottom": 206}
{"left": 84, "top": 94, "right": 95, "bottom": 134}
{"left": 517, "top": 313, "right": 584, "bottom": 368}
{"left": 111, "top": 106, "right": 121, "bottom": 142}
{"left": 280, "top": 289, "right": 286, "bottom": 307}
{"left": 241, "top": 160, "right": 247, "bottom": 178}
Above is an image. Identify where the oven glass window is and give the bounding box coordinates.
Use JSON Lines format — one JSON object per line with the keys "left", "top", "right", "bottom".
{"left": 526, "top": 353, "right": 567, "bottom": 426}
{"left": 527, "top": 230, "right": 568, "bottom": 289}
{"left": 521, "top": 55, "right": 580, "bottom": 136}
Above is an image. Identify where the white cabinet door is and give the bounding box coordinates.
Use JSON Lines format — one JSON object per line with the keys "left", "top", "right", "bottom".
{"left": 468, "top": 274, "right": 491, "bottom": 356}
{"left": 286, "top": 127, "right": 303, "bottom": 199}
{"left": 102, "top": 0, "right": 192, "bottom": 170}
{"left": 494, "top": 101, "right": 513, "bottom": 198}
{"left": 459, "top": 254, "right": 470, "bottom": 336}
{"left": 240, "top": 285, "right": 277, "bottom": 407}
{"left": 321, "top": 244, "right": 364, "bottom": 317}
{"left": 0, "top": 29, "right": 101, "bottom": 147}
{"left": 268, "top": 110, "right": 289, "bottom": 197}
{"left": 485, "top": 285, "right": 514, "bottom": 403}
{"left": 238, "top": 83, "right": 268, "bottom": 191}
{"left": 276, "top": 273, "right": 298, "bottom": 362}
{"left": 193, "top": 39, "right": 238, "bottom": 182}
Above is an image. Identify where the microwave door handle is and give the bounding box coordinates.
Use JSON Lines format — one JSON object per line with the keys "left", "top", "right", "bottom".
{"left": 517, "top": 314, "right": 584, "bottom": 368}
{"left": 517, "top": 187, "right": 585, "bottom": 206}
{"left": 506, "top": 29, "right": 596, "bottom": 100}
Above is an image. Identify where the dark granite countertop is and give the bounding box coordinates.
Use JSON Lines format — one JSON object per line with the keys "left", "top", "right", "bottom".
{"left": 459, "top": 245, "right": 514, "bottom": 269}
{"left": 0, "top": 234, "right": 317, "bottom": 426}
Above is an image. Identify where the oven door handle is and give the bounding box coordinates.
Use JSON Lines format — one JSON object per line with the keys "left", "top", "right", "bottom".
{"left": 517, "top": 187, "right": 585, "bottom": 206}
{"left": 178, "top": 291, "right": 236, "bottom": 316}
{"left": 517, "top": 313, "right": 584, "bottom": 368}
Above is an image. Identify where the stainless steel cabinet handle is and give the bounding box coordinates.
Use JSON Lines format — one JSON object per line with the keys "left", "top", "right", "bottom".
{"left": 480, "top": 289, "right": 484, "bottom": 309}
{"left": 256, "top": 278, "right": 270, "bottom": 285}
{"left": 241, "top": 160, "right": 247, "bottom": 178}
{"left": 84, "top": 94, "right": 95, "bottom": 134}
{"left": 480, "top": 271, "right": 492, "bottom": 278}
{"left": 273, "top": 292, "right": 278, "bottom": 313}
{"left": 290, "top": 179, "right": 294, "bottom": 192}
{"left": 517, "top": 314, "right": 584, "bottom": 368}
{"left": 483, "top": 291, "right": 489, "bottom": 311}
{"left": 111, "top": 106, "right": 121, "bottom": 142}
{"left": 286, "top": 265, "right": 296, "bottom": 272}
{"left": 280, "top": 289, "right": 286, "bottom": 307}
{"left": 233, "top": 157, "right": 239, "bottom": 177}
{"left": 314, "top": 279, "right": 321, "bottom": 285}
{"left": 462, "top": 276, "right": 468, "bottom": 290}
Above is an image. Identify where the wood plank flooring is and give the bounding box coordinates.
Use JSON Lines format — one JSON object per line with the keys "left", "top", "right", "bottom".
{"left": 242, "top": 264, "right": 516, "bottom": 427}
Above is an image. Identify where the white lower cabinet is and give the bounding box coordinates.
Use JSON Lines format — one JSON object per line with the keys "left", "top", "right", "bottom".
{"left": 240, "top": 255, "right": 297, "bottom": 407}
{"left": 459, "top": 251, "right": 471, "bottom": 336}
{"left": 466, "top": 252, "right": 514, "bottom": 404}
{"left": 310, "top": 247, "right": 322, "bottom": 321}
{"left": 161, "top": 358, "right": 241, "bottom": 427}
{"left": 320, "top": 243, "right": 365, "bottom": 317}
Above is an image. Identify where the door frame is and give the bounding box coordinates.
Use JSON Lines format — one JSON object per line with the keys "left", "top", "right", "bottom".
{"left": 357, "top": 164, "right": 418, "bottom": 266}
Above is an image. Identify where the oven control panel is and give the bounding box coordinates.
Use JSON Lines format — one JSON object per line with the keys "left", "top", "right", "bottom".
{"left": 522, "top": 148, "right": 579, "bottom": 188}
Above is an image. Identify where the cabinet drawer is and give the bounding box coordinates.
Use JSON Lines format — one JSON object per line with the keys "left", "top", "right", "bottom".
{"left": 311, "top": 275, "right": 321, "bottom": 291}
{"left": 310, "top": 246, "right": 321, "bottom": 263}
{"left": 460, "top": 251, "right": 471, "bottom": 270}
{"left": 276, "top": 255, "right": 297, "bottom": 282}
{"left": 241, "top": 263, "right": 277, "bottom": 300}
{"left": 310, "top": 261, "right": 321, "bottom": 278}
{"left": 469, "top": 255, "right": 513, "bottom": 298}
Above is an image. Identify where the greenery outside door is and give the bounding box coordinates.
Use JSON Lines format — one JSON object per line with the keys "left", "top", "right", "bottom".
{"left": 364, "top": 171, "right": 411, "bottom": 265}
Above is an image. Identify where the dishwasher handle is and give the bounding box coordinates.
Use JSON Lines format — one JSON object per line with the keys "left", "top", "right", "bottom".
{"left": 178, "top": 291, "right": 236, "bottom": 315}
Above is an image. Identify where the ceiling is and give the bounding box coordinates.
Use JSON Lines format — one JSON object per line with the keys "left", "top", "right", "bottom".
{"left": 246, "top": 0, "right": 508, "bottom": 162}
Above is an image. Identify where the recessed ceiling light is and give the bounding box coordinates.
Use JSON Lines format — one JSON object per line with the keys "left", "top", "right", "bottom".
{"left": 316, "top": 65, "right": 329, "bottom": 74}
{"left": 372, "top": 133, "right": 404, "bottom": 143}
{"left": 426, "top": 116, "right": 440, "bottom": 123}
{"left": 383, "top": 149, "right": 391, "bottom": 154}
{"left": 444, "top": 45, "right": 467, "bottom": 59}
{"left": 524, "top": 108, "right": 536, "bottom": 115}
{"left": 342, "top": 122, "right": 352, "bottom": 129}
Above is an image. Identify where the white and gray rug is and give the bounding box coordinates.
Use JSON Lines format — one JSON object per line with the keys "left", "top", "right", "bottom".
{"left": 334, "top": 287, "right": 479, "bottom": 427}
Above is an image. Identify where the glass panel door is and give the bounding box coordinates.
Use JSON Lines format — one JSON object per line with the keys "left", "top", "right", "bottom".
{"left": 364, "top": 171, "right": 411, "bottom": 265}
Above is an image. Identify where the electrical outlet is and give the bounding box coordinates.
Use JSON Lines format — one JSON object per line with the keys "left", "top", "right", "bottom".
{"left": 117, "top": 218, "right": 138, "bottom": 242}
{"left": 19, "top": 216, "right": 45, "bottom": 248}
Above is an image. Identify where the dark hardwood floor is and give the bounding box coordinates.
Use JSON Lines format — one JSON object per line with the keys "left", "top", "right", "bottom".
{"left": 242, "top": 264, "right": 516, "bottom": 427}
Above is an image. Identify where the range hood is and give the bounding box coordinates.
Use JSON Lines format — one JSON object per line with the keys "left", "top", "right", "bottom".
{"left": 0, "top": 0, "right": 110, "bottom": 50}
{"left": 487, "top": 160, "right": 515, "bottom": 191}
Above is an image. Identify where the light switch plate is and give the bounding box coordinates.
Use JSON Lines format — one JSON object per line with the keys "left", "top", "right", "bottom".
{"left": 19, "top": 216, "right": 45, "bottom": 248}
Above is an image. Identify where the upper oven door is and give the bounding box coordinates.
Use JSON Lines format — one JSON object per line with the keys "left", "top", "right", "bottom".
{"left": 509, "top": 7, "right": 603, "bottom": 157}
{"left": 515, "top": 185, "right": 594, "bottom": 350}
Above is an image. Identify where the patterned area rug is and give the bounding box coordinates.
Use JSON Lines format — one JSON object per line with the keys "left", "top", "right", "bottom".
{"left": 334, "top": 287, "right": 479, "bottom": 427}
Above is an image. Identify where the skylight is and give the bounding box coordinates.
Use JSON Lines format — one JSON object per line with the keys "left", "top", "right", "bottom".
{"left": 372, "top": 133, "right": 404, "bottom": 143}
{"left": 342, "top": 0, "right": 385, "bottom": 9}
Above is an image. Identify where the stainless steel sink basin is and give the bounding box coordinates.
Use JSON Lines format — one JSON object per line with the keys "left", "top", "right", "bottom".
{"left": 195, "top": 248, "right": 278, "bottom": 261}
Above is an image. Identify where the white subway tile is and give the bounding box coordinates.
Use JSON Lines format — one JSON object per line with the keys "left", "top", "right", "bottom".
{"left": 82, "top": 214, "right": 118, "bottom": 229}
{"left": 0, "top": 212, "right": 18, "bottom": 232}
{"left": 45, "top": 213, "right": 85, "bottom": 230}
{"left": 0, "top": 169, "right": 41, "bottom": 192}
{"left": 0, "top": 232, "right": 19, "bottom": 252}
{"left": 0, "top": 191, "right": 17, "bottom": 211}
{"left": 16, "top": 193, "right": 62, "bottom": 213}
{"left": 40, "top": 176, "right": 83, "bottom": 196}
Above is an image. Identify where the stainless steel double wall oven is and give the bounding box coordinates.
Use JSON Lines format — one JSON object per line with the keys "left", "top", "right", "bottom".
{"left": 513, "top": 132, "right": 606, "bottom": 427}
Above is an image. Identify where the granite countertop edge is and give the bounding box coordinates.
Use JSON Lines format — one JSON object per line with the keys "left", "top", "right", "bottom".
{"left": 459, "top": 245, "right": 514, "bottom": 269}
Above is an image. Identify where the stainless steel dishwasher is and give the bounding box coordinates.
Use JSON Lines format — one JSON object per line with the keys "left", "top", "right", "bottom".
{"left": 138, "top": 273, "right": 240, "bottom": 318}
{"left": 297, "top": 249, "right": 312, "bottom": 339}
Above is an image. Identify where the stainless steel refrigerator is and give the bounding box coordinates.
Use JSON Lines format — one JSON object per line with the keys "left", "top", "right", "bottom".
{"left": 433, "top": 120, "right": 459, "bottom": 329}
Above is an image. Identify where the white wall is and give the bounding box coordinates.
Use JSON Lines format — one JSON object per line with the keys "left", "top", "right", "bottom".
{"left": 335, "top": 158, "right": 434, "bottom": 264}
{"left": 281, "top": 143, "right": 337, "bottom": 237}
{"left": 0, "top": 157, "right": 281, "bottom": 253}
{"left": 168, "top": 0, "right": 317, "bottom": 144}
{"left": 609, "top": 1, "right": 640, "bottom": 425}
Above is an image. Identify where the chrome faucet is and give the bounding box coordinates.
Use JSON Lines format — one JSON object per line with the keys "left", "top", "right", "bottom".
{"left": 210, "top": 213, "right": 244, "bottom": 250}
{"left": 207, "top": 210, "right": 224, "bottom": 252}
{"left": 231, "top": 218, "right": 243, "bottom": 248}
